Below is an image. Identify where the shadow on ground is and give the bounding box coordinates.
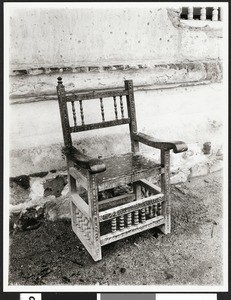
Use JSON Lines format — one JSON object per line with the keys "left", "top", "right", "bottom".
{"left": 9, "top": 171, "right": 223, "bottom": 286}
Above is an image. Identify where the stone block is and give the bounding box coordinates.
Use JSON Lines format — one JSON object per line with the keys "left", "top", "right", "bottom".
{"left": 44, "top": 196, "right": 70, "bottom": 221}
{"left": 216, "top": 148, "right": 223, "bottom": 157}
{"left": 29, "top": 177, "right": 45, "bottom": 201}
{"left": 170, "top": 169, "right": 190, "bottom": 184}
{"left": 88, "top": 66, "right": 100, "bottom": 72}
{"left": 209, "top": 159, "right": 223, "bottom": 173}
{"left": 28, "top": 68, "right": 44, "bottom": 76}
{"left": 30, "top": 171, "right": 49, "bottom": 178}
{"left": 189, "top": 163, "right": 209, "bottom": 178}
{"left": 10, "top": 182, "right": 31, "bottom": 205}
{"left": 43, "top": 175, "right": 67, "bottom": 198}
{"left": 10, "top": 206, "right": 45, "bottom": 232}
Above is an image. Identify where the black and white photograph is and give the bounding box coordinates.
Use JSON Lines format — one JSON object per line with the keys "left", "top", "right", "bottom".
{"left": 4, "top": 2, "right": 228, "bottom": 292}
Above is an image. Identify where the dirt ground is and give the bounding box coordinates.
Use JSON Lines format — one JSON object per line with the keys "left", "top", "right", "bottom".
{"left": 9, "top": 170, "right": 223, "bottom": 286}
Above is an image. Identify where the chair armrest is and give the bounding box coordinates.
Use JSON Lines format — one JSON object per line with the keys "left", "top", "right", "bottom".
{"left": 133, "top": 132, "right": 188, "bottom": 153}
{"left": 63, "top": 146, "right": 106, "bottom": 174}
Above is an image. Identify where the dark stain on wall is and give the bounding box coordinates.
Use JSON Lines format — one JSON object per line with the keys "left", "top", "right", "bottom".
{"left": 166, "top": 8, "right": 181, "bottom": 28}
{"left": 10, "top": 175, "right": 30, "bottom": 190}
{"left": 30, "top": 171, "right": 49, "bottom": 178}
{"left": 43, "top": 175, "right": 67, "bottom": 198}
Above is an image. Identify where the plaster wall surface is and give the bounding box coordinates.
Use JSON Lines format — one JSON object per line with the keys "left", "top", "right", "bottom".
{"left": 9, "top": 7, "right": 222, "bottom": 69}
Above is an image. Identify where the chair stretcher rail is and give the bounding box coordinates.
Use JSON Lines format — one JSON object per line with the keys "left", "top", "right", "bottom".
{"left": 137, "top": 179, "right": 161, "bottom": 194}
{"left": 100, "top": 215, "right": 165, "bottom": 246}
{"left": 70, "top": 118, "right": 130, "bottom": 132}
{"left": 99, "top": 193, "right": 136, "bottom": 211}
{"left": 71, "top": 193, "right": 90, "bottom": 219}
{"left": 99, "top": 193, "right": 164, "bottom": 222}
{"left": 66, "top": 89, "right": 129, "bottom": 101}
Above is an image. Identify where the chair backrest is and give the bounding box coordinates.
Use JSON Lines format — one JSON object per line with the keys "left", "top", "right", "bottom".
{"left": 56, "top": 77, "right": 139, "bottom": 153}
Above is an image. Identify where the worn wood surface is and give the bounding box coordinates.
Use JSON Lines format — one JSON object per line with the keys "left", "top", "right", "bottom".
{"left": 96, "top": 153, "right": 160, "bottom": 183}
{"left": 64, "top": 146, "right": 106, "bottom": 174}
{"left": 133, "top": 132, "right": 188, "bottom": 153}
{"left": 96, "top": 153, "right": 160, "bottom": 191}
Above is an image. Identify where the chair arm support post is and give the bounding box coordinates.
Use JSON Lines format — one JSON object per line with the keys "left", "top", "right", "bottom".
{"left": 63, "top": 146, "right": 106, "bottom": 174}
{"left": 132, "top": 132, "right": 188, "bottom": 154}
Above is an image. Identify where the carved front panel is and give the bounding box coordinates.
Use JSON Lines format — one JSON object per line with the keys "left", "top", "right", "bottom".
{"left": 75, "top": 206, "right": 92, "bottom": 241}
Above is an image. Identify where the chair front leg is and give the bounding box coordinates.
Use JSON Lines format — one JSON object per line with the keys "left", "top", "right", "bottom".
{"left": 160, "top": 149, "right": 171, "bottom": 234}
{"left": 88, "top": 174, "right": 102, "bottom": 261}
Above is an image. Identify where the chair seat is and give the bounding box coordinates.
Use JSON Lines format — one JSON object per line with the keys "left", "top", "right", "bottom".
{"left": 96, "top": 152, "right": 161, "bottom": 191}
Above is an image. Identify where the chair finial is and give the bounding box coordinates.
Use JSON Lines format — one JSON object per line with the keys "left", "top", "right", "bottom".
{"left": 57, "top": 77, "right": 63, "bottom": 84}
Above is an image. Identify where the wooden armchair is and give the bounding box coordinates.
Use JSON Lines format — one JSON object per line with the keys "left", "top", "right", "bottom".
{"left": 56, "top": 77, "right": 188, "bottom": 261}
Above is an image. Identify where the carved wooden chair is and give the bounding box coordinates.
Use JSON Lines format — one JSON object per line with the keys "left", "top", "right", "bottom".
{"left": 56, "top": 77, "right": 188, "bottom": 261}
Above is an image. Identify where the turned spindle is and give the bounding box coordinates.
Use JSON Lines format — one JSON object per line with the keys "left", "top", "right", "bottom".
{"left": 153, "top": 203, "right": 157, "bottom": 217}
{"left": 134, "top": 210, "right": 139, "bottom": 225}
{"left": 141, "top": 208, "right": 146, "bottom": 223}
{"left": 188, "top": 7, "right": 193, "bottom": 20}
{"left": 111, "top": 218, "right": 117, "bottom": 232}
{"left": 149, "top": 206, "right": 154, "bottom": 218}
{"left": 145, "top": 206, "right": 149, "bottom": 215}
{"left": 119, "top": 215, "right": 125, "bottom": 230}
{"left": 79, "top": 100, "right": 85, "bottom": 125}
{"left": 113, "top": 96, "right": 118, "bottom": 120}
{"left": 200, "top": 7, "right": 206, "bottom": 21}
{"left": 71, "top": 101, "right": 77, "bottom": 127}
{"left": 100, "top": 98, "right": 105, "bottom": 121}
{"left": 120, "top": 95, "right": 124, "bottom": 118}
{"left": 127, "top": 213, "right": 132, "bottom": 227}
{"left": 157, "top": 202, "right": 162, "bottom": 216}
{"left": 212, "top": 7, "right": 218, "bottom": 21}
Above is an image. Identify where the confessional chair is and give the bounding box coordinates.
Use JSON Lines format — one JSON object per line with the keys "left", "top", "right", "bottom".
{"left": 56, "top": 77, "right": 188, "bottom": 261}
